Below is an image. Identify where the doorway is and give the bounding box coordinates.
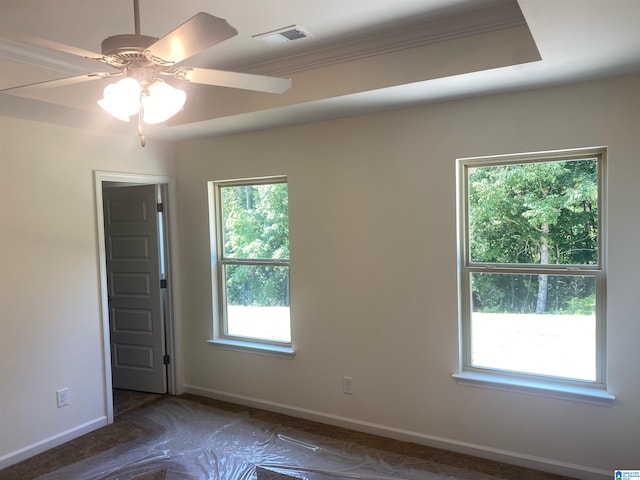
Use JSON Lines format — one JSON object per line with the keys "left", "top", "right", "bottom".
{"left": 103, "top": 182, "right": 167, "bottom": 394}
{"left": 95, "top": 172, "right": 182, "bottom": 424}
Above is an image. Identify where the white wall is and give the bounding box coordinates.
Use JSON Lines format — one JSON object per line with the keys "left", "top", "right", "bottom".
{"left": 0, "top": 118, "right": 175, "bottom": 465}
{"left": 175, "top": 74, "right": 640, "bottom": 478}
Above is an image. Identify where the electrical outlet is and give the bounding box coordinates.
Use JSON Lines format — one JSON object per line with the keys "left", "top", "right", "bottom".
{"left": 343, "top": 376, "right": 354, "bottom": 395}
{"left": 56, "top": 388, "right": 69, "bottom": 408}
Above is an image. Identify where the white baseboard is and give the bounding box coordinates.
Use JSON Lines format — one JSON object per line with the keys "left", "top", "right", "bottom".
{"left": 184, "top": 385, "right": 611, "bottom": 480}
{"left": 0, "top": 416, "right": 108, "bottom": 470}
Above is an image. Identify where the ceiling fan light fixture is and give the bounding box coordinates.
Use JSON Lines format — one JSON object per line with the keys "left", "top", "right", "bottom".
{"left": 6, "top": 4, "right": 291, "bottom": 144}
{"left": 140, "top": 80, "right": 187, "bottom": 124}
{"left": 97, "top": 77, "right": 142, "bottom": 122}
{"left": 97, "top": 77, "right": 186, "bottom": 124}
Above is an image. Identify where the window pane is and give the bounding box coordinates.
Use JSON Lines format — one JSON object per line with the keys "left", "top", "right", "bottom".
{"left": 470, "top": 272, "right": 596, "bottom": 381}
{"left": 467, "top": 158, "right": 598, "bottom": 265}
{"left": 224, "top": 264, "right": 290, "bottom": 342}
{"left": 221, "top": 183, "right": 289, "bottom": 259}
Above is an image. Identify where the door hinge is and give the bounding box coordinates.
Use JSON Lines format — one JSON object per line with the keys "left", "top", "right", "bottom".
{"left": 163, "top": 354, "right": 170, "bottom": 365}
{"left": 157, "top": 202, "right": 164, "bottom": 213}
{"left": 160, "top": 279, "right": 167, "bottom": 289}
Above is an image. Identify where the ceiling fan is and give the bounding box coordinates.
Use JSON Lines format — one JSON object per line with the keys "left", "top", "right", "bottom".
{"left": 1, "top": 0, "right": 292, "bottom": 145}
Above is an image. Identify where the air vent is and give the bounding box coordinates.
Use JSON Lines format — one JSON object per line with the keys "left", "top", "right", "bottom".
{"left": 253, "top": 25, "right": 312, "bottom": 45}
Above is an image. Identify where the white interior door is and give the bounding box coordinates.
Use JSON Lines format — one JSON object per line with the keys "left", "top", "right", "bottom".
{"left": 103, "top": 184, "right": 167, "bottom": 394}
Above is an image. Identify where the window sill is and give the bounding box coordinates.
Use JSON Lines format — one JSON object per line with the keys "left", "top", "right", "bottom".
{"left": 207, "top": 338, "right": 295, "bottom": 358}
{"left": 452, "top": 371, "right": 615, "bottom": 406}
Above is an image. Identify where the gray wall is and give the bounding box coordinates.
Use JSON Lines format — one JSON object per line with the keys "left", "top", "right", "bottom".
{"left": 0, "top": 118, "right": 175, "bottom": 464}
{"left": 1, "top": 73, "right": 638, "bottom": 478}
{"left": 175, "top": 74, "right": 640, "bottom": 478}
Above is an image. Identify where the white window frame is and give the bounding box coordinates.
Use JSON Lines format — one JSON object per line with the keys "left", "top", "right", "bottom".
{"left": 454, "top": 147, "right": 614, "bottom": 405}
{"left": 207, "top": 176, "right": 294, "bottom": 357}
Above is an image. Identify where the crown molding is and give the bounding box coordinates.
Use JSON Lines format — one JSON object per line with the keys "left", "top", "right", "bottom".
{"left": 236, "top": 1, "right": 527, "bottom": 77}
{"left": 1, "top": 1, "right": 525, "bottom": 94}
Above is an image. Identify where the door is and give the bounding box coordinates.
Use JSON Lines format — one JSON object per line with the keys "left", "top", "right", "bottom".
{"left": 103, "top": 184, "right": 167, "bottom": 394}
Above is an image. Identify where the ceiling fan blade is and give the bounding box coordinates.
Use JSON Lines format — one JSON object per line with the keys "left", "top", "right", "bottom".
{"left": 0, "top": 72, "right": 114, "bottom": 94}
{"left": 147, "top": 13, "right": 238, "bottom": 64}
{"left": 1, "top": 30, "right": 105, "bottom": 62}
{"left": 183, "top": 68, "right": 292, "bottom": 94}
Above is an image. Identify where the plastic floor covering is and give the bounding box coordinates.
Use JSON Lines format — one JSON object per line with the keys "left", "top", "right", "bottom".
{"left": 35, "top": 397, "right": 500, "bottom": 480}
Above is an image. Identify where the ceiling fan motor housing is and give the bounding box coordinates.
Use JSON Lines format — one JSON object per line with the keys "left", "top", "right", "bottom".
{"left": 101, "top": 34, "right": 158, "bottom": 66}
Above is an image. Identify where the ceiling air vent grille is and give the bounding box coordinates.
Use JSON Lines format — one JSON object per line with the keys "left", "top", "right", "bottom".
{"left": 253, "top": 25, "right": 312, "bottom": 45}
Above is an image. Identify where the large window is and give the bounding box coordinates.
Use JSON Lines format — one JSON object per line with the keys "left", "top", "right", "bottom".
{"left": 457, "top": 148, "right": 607, "bottom": 394}
{"left": 210, "top": 177, "right": 291, "bottom": 352}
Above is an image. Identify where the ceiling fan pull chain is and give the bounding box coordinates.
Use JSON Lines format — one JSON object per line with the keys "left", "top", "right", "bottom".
{"left": 138, "top": 92, "right": 146, "bottom": 147}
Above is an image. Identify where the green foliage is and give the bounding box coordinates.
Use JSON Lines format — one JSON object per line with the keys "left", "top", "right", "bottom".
{"left": 471, "top": 273, "right": 596, "bottom": 315}
{"left": 221, "top": 183, "right": 289, "bottom": 306}
{"left": 561, "top": 294, "right": 596, "bottom": 315}
{"left": 225, "top": 264, "right": 289, "bottom": 307}
{"left": 222, "top": 184, "right": 289, "bottom": 260}
{"left": 471, "top": 273, "right": 537, "bottom": 314}
{"left": 468, "top": 158, "right": 598, "bottom": 314}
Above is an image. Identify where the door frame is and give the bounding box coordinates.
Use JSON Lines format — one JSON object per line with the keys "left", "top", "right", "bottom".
{"left": 94, "top": 171, "right": 184, "bottom": 424}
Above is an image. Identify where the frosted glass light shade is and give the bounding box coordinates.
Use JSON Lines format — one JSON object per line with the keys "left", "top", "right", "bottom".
{"left": 97, "top": 77, "right": 186, "bottom": 124}
{"left": 141, "top": 81, "right": 187, "bottom": 124}
{"left": 97, "top": 77, "right": 141, "bottom": 122}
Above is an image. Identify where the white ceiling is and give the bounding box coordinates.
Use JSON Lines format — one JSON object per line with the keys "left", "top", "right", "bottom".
{"left": 1, "top": 0, "right": 640, "bottom": 142}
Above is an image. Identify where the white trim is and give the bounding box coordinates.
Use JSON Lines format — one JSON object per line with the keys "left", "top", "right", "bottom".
{"left": 162, "top": 181, "right": 185, "bottom": 396}
{"left": 184, "top": 385, "right": 611, "bottom": 480}
{"left": 452, "top": 372, "right": 615, "bottom": 406}
{"left": 0, "top": 417, "right": 107, "bottom": 470}
{"left": 94, "top": 170, "right": 184, "bottom": 425}
{"left": 456, "top": 147, "right": 608, "bottom": 390}
{"left": 209, "top": 177, "right": 292, "bottom": 350}
{"left": 207, "top": 338, "right": 295, "bottom": 358}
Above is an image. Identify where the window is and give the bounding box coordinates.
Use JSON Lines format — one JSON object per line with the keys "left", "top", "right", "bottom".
{"left": 209, "top": 177, "right": 292, "bottom": 354}
{"left": 456, "top": 148, "right": 608, "bottom": 397}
